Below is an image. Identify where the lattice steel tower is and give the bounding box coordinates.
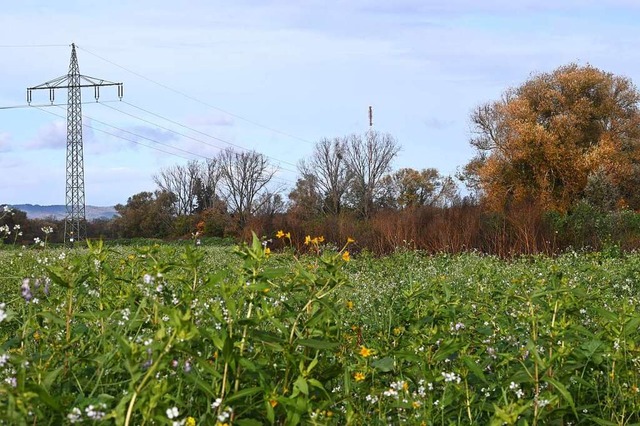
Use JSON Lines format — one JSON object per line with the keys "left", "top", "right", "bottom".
{"left": 27, "top": 43, "right": 123, "bottom": 244}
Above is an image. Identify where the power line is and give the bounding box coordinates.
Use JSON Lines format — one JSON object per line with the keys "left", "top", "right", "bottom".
{"left": 35, "top": 106, "right": 196, "bottom": 161}
{"left": 15, "top": 45, "right": 304, "bottom": 183}
{"left": 56, "top": 106, "right": 211, "bottom": 160}
{"left": 100, "top": 100, "right": 299, "bottom": 172}
{"left": 5, "top": 100, "right": 301, "bottom": 172}
{"left": 33, "top": 105, "right": 296, "bottom": 187}
{"left": 76, "top": 45, "right": 315, "bottom": 146}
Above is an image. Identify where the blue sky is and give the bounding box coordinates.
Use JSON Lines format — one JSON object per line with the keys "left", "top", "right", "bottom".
{"left": 1, "top": 0, "right": 640, "bottom": 206}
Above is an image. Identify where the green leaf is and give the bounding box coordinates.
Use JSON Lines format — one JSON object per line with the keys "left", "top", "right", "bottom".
{"left": 296, "top": 339, "right": 339, "bottom": 350}
{"left": 26, "top": 383, "right": 61, "bottom": 412}
{"left": 183, "top": 372, "right": 217, "bottom": 398}
{"left": 589, "top": 417, "right": 620, "bottom": 426}
{"left": 46, "top": 268, "right": 72, "bottom": 288}
{"left": 225, "top": 386, "right": 262, "bottom": 403}
{"left": 266, "top": 399, "right": 275, "bottom": 425}
{"left": 462, "top": 355, "right": 488, "bottom": 384}
{"left": 43, "top": 367, "right": 64, "bottom": 389}
{"left": 294, "top": 376, "right": 309, "bottom": 395}
{"left": 307, "top": 378, "right": 332, "bottom": 400}
{"left": 239, "top": 357, "right": 258, "bottom": 372}
{"left": 372, "top": 357, "right": 395, "bottom": 372}
{"left": 624, "top": 315, "right": 640, "bottom": 337}
{"left": 36, "top": 311, "right": 66, "bottom": 327}
{"left": 580, "top": 339, "right": 603, "bottom": 357}
{"left": 393, "top": 351, "right": 422, "bottom": 362}
{"left": 306, "top": 356, "right": 318, "bottom": 374}
{"left": 258, "top": 267, "right": 288, "bottom": 280}
{"left": 222, "top": 333, "right": 234, "bottom": 361}
{"left": 593, "top": 307, "right": 617, "bottom": 322}
{"left": 252, "top": 330, "right": 285, "bottom": 352}
{"left": 116, "top": 334, "right": 132, "bottom": 358}
{"left": 251, "top": 232, "right": 263, "bottom": 256}
{"left": 543, "top": 376, "right": 578, "bottom": 418}
{"left": 433, "top": 341, "right": 465, "bottom": 362}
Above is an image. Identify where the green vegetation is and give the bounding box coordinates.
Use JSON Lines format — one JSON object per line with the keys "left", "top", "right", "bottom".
{"left": 2, "top": 235, "right": 640, "bottom": 425}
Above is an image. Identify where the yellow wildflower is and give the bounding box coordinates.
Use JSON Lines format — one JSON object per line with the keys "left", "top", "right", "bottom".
{"left": 342, "top": 251, "right": 351, "bottom": 262}
{"left": 346, "top": 300, "right": 354, "bottom": 309}
{"left": 347, "top": 237, "right": 355, "bottom": 244}
{"left": 285, "top": 232, "right": 291, "bottom": 239}
{"left": 264, "top": 247, "right": 271, "bottom": 256}
{"left": 412, "top": 401, "right": 422, "bottom": 409}
{"left": 304, "top": 235, "right": 312, "bottom": 245}
{"left": 185, "top": 417, "right": 196, "bottom": 426}
{"left": 354, "top": 372, "right": 365, "bottom": 382}
{"left": 359, "top": 346, "right": 373, "bottom": 358}
{"left": 317, "top": 236, "right": 325, "bottom": 243}
{"left": 269, "top": 399, "right": 278, "bottom": 407}
{"left": 276, "top": 230, "right": 285, "bottom": 239}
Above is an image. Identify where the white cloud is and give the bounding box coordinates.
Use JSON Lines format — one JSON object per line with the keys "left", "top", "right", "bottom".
{"left": 185, "top": 113, "right": 234, "bottom": 127}
{"left": 0, "top": 132, "right": 12, "bottom": 152}
{"left": 425, "top": 118, "right": 454, "bottom": 130}
{"left": 26, "top": 120, "right": 66, "bottom": 150}
{"left": 124, "top": 125, "right": 179, "bottom": 144}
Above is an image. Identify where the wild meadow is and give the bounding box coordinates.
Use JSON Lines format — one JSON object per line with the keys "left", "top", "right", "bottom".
{"left": 1, "top": 232, "right": 640, "bottom": 425}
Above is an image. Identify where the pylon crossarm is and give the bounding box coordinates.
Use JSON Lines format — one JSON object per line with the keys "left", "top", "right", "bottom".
{"left": 28, "top": 76, "right": 121, "bottom": 90}
{"left": 28, "top": 75, "right": 70, "bottom": 90}
{"left": 79, "top": 75, "right": 121, "bottom": 86}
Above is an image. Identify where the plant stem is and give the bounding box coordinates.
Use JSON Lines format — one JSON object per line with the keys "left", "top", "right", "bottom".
{"left": 234, "top": 298, "right": 254, "bottom": 393}
{"left": 124, "top": 329, "right": 177, "bottom": 426}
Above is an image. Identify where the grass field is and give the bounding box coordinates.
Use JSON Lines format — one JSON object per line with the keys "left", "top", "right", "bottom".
{"left": 1, "top": 236, "right": 640, "bottom": 425}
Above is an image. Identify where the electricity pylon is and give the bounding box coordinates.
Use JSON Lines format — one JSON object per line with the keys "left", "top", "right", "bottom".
{"left": 27, "top": 43, "right": 123, "bottom": 244}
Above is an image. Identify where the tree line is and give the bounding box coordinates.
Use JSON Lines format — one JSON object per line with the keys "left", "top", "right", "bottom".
{"left": 112, "top": 130, "right": 457, "bottom": 240}
{"left": 5, "top": 63, "right": 640, "bottom": 254}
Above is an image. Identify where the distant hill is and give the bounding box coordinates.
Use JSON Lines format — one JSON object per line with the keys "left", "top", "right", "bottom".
{"left": 9, "top": 204, "right": 118, "bottom": 221}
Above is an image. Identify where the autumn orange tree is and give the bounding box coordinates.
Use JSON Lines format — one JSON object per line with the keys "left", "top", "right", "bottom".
{"left": 464, "top": 63, "right": 640, "bottom": 212}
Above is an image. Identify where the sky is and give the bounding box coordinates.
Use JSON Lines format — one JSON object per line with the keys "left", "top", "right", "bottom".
{"left": 1, "top": 0, "right": 640, "bottom": 207}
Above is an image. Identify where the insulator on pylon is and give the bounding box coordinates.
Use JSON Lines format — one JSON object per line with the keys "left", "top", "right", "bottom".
{"left": 118, "top": 84, "right": 123, "bottom": 100}
{"left": 94, "top": 86, "right": 100, "bottom": 102}
{"left": 49, "top": 88, "right": 55, "bottom": 104}
{"left": 27, "top": 89, "right": 32, "bottom": 105}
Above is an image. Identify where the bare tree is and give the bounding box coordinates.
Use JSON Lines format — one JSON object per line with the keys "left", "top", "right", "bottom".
{"left": 153, "top": 160, "right": 200, "bottom": 215}
{"left": 219, "top": 148, "right": 277, "bottom": 228}
{"left": 254, "top": 191, "right": 286, "bottom": 217}
{"left": 344, "top": 130, "right": 401, "bottom": 218}
{"left": 298, "top": 137, "right": 352, "bottom": 216}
